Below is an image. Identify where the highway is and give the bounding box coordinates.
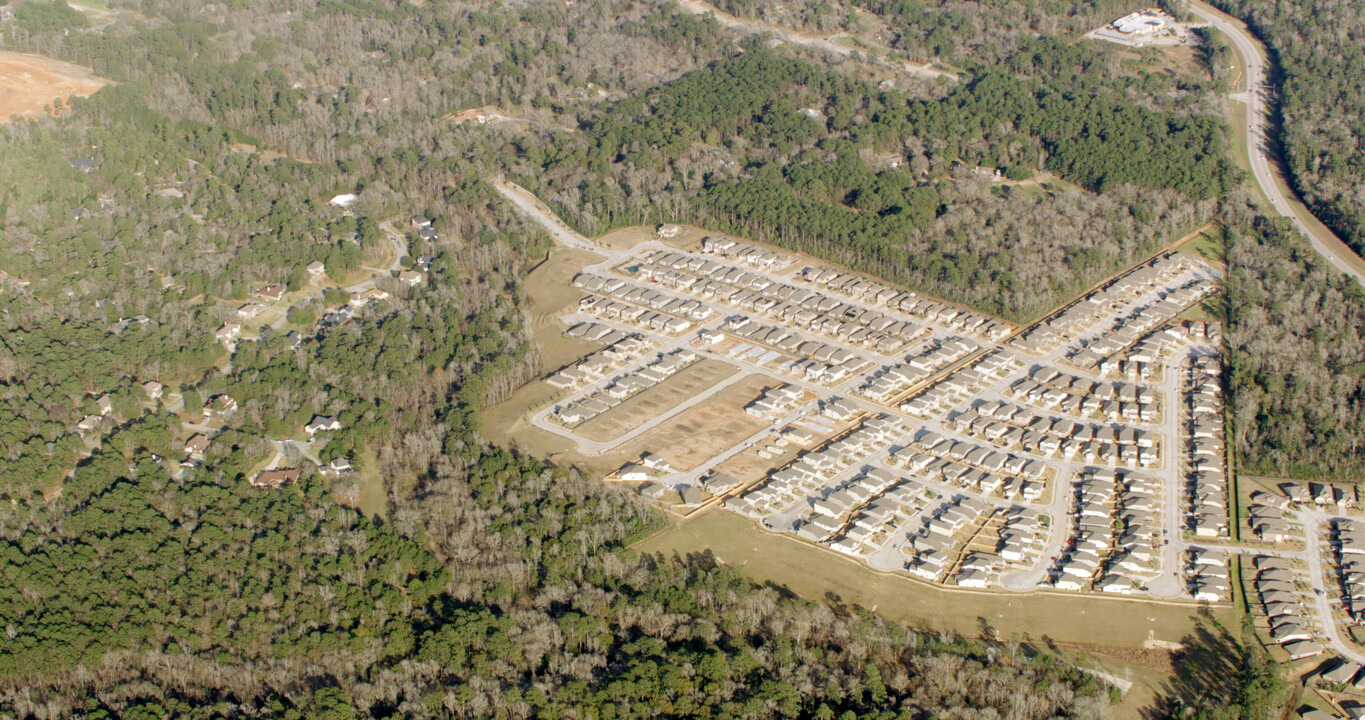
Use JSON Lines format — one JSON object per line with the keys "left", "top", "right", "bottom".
{"left": 1186, "top": 0, "right": 1365, "bottom": 285}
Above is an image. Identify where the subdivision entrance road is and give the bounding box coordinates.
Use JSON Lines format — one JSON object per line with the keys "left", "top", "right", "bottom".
{"left": 1186, "top": 0, "right": 1365, "bottom": 285}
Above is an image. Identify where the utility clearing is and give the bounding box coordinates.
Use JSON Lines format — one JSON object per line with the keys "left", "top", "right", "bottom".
{"left": 0, "top": 51, "right": 108, "bottom": 119}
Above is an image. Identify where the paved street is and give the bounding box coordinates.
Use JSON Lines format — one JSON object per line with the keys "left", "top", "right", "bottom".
{"left": 1187, "top": 0, "right": 1365, "bottom": 285}
{"left": 495, "top": 170, "right": 1365, "bottom": 665}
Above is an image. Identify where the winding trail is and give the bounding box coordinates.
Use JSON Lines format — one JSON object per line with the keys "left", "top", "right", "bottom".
{"left": 675, "top": 0, "right": 954, "bottom": 81}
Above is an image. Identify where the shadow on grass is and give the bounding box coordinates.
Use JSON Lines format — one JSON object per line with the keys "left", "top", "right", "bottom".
{"left": 1143, "top": 611, "right": 1244, "bottom": 720}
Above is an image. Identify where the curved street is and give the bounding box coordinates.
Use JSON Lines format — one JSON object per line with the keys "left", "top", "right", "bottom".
{"left": 1187, "top": 0, "right": 1365, "bottom": 285}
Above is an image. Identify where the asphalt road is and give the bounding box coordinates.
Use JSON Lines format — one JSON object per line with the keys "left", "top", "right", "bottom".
{"left": 1187, "top": 0, "right": 1365, "bottom": 285}
{"left": 506, "top": 196, "right": 1213, "bottom": 600}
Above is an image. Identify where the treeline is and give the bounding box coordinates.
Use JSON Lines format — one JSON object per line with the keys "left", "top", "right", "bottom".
{"left": 1207, "top": 0, "right": 1365, "bottom": 256}
{"left": 1225, "top": 193, "right": 1365, "bottom": 479}
{"left": 586, "top": 50, "right": 1234, "bottom": 198}
{"left": 2, "top": 420, "right": 1116, "bottom": 719}
{"left": 523, "top": 48, "right": 1224, "bottom": 319}
{"left": 715, "top": 0, "right": 1226, "bottom": 104}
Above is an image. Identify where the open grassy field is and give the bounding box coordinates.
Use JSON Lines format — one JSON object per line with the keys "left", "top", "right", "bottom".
{"left": 574, "top": 359, "right": 740, "bottom": 442}
{"left": 482, "top": 245, "right": 605, "bottom": 458}
{"left": 635, "top": 510, "right": 1233, "bottom": 719}
{"left": 636, "top": 510, "right": 1217, "bottom": 648}
{"left": 353, "top": 448, "right": 388, "bottom": 521}
{"left": 1174, "top": 227, "right": 1228, "bottom": 323}
{"left": 0, "top": 51, "right": 108, "bottom": 119}
{"left": 594, "top": 225, "right": 659, "bottom": 252}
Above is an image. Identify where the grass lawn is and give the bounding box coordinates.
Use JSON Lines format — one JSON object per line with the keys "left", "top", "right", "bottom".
{"left": 635, "top": 510, "right": 1216, "bottom": 649}
{"left": 354, "top": 447, "right": 388, "bottom": 520}
{"left": 1178, "top": 226, "right": 1226, "bottom": 266}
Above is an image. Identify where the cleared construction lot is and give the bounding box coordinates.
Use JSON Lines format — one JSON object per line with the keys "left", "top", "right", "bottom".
{"left": 574, "top": 359, "right": 738, "bottom": 442}
{"left": 511, "top": 223, "right": 1233, "bottom": 610}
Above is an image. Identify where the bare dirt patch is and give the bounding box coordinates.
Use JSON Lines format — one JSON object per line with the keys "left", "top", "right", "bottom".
{"left": 714, "top": 412, "right": 855, "bottom": 483}
{"left": 0, "top": 51, "right": 108, "bottom": 119}
{"left": 574, "top": 359, "right": 739, "bottom": 443}
{"left": 594, "top": 225, "right": 660, "bottom": 252}
{"left": 604, "top": 373, "right": 777, "bottom": 472}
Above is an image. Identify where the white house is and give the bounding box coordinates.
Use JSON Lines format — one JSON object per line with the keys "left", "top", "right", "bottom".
{"left": 305, "top": 416, "right": 343, "bottom": 435}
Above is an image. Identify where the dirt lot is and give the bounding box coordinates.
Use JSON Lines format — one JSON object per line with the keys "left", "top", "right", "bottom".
{"left": 602, "top": 373, "right": 776, "bottom": 472}
{"left": 0, "top": 51, "right": 108, "bottom": 119}
{"left": 574, "top": 359, "right": 739, "bottom": 443}
{"left": 596, "top": 225, "right": 664, "bottom": 252}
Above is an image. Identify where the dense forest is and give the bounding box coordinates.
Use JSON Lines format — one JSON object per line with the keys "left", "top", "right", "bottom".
{"left": 1206, "top": 0, "right": 1365, "bottom": 255}
{"left": 0, "top": 0, "right": 1136, "bottom": 717}
{"left": 4, "top": 0, "right": 1365, "bottom": 715}
{"left": 518, "top": 48, "right": 1228, "bottom": 320}
{"left": 1224, "top": 193, "right": 1365, "bottom": 479}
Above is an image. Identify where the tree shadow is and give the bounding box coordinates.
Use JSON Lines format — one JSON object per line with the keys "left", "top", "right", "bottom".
{"left": 1143, "top": 614, "right": 1245, "bottom": 720}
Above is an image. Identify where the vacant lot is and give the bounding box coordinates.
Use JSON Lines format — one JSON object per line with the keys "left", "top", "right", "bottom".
{"left": 604, "top": 373, "right": 776, "bottom": 472}
{"left": 575, "top": 359, "right": 739, "bottom": 443}
{"left": 0, "top": 51, "right": 107, "bottom": 119}
{"left": 637, "top": 510, "right": 1214, "bottom": 649}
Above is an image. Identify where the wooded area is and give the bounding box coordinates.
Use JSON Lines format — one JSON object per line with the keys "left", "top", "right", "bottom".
{"left": 3, "top": 0, "right": 1363, "bottom": 716}
{"left": 518, "top": 48, "right": 1228, "bottom": 320}
{"left": 1225, "top": 194, "right": 1365, "bottom": 479}
{"left": 0, "top": 1, "right": 1133, "bottom": 717}
{"left": 1208, "top": 0, "right": 1365, "bottom": 255}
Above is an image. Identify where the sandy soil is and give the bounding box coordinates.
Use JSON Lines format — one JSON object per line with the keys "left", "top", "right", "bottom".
{"left": 574, "top": 359, "right": 739, "bottom": 442}
{"left": 0, "top": 51, "right": 108, "bottom": 119}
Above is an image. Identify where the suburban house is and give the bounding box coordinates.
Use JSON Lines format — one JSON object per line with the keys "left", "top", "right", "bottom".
{"left": 618, "top": 464, "right": 650, "bottom": 482}
{"left": 640, "top": 453, "right": 674, "bottom": 472}
{"left": 235, "top": 303, "right": 268, "bottom": 319}
{"left": 257, "top": 284, "right": 286, "bottom": 302}
{"left": 350, "top": 288, "right": 389, "bottom": 306}
{"left": 184, "top": 434, "right": 210, "bottom": 458}
{"left": 679, "top": 486, "right": 703, "bottom": 507}
{"left": 252, "top": 467, "right": 301, "bottom": 488}
{"left": 95, "top": 394, "right": 113, "bottom": 416}
{"left": 305, "top": 416, "right": 342, "bottom": 435}
{"left": 638, "top": 482, "right": 667, "bottom": 500}
{"left": 215, "top": 322, "right": 241, "bottom": 343}
{"left": 202, "top": 395, "right": 237, "bottom": 422}
{"left": 399, "top": 270, "right": 424, "bottom": 286}
{"left": 306, "top": 260, "right": 326, "bottom": 279}
{"left": 142, "top": 380, "right": 163, "bottom": 400}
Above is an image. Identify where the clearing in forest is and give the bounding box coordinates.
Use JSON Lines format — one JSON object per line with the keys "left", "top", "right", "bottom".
{"left": 0, "top": 51, "right": 108, "bottom": 119}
